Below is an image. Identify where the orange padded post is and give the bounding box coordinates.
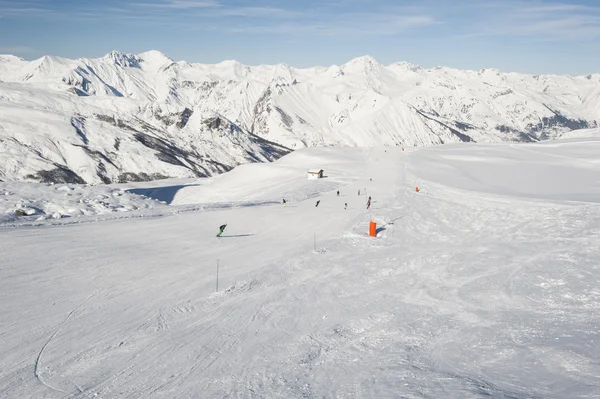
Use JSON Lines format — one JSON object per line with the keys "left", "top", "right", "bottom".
{"left": 415, "top": 186, "right": 420, "bottom": 193}
{"left": 369, "top": 221, "right": 377, "bottom": 237}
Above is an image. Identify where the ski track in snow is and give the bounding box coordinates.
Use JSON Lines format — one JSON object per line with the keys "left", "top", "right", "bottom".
{"left": 34, "top": 294, "right": 96, "bottom": 395}
{"left": 1, "top": 140, "right": 600, "bottom": 398}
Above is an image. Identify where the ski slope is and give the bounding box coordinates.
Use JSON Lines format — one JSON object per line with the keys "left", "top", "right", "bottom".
{"left": 1, "top": 135, "right": 599, "bottom": 398}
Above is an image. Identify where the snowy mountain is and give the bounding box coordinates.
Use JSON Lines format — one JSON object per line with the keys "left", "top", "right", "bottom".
{"left": 0, "top": 50, "right": 598, "bottom": 183}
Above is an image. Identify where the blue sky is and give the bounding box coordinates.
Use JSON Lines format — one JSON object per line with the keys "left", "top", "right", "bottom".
{"left": 0, "top": 0, "right": 599, "bottom": 74}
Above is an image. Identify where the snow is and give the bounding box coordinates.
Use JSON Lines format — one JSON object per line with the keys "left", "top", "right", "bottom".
{"left": 410, "top": 134, "right": 600, "bottom": 203}
{"left": 1, "top": 51, "right": 598, "bottom": 183}
{"left": 1, "top": 134, "right": 599, "bottom": 398}
{"left": 0, "top": 181, "right": 174, "bottom": 225}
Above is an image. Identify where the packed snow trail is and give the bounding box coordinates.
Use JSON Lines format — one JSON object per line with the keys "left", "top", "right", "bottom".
{"left": 0, "top": 147, "right": 403, "bottom": 398}
{"left": 1, "top": 143, "right": 600, "bottom": 398}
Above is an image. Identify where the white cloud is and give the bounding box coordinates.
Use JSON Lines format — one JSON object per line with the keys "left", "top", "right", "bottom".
{"left": 226, "top": 15, "right": 436, "bottom": 36}
{"left": 519, "top": 4, "right": 596, "bottom": 13}
{"left": 465, "top": 1, "right": 600, "bottom": 40}
{"left": 132, "top": 0, "right": 220, "bottom": 9}
{"left": 209, "top": 4, "right": 437, "bottom": 36}
{"left": 214, "top": 6, "right": 304, "bottom": 19}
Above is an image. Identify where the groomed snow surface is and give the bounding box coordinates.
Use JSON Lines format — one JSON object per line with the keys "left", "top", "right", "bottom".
{"left": 1, "top": 134, "right": 600, "bottom": 398}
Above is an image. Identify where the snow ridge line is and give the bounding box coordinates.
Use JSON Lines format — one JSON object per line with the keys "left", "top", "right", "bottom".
{"left": 34, "top": 294, "right": 96, "bottom": 394}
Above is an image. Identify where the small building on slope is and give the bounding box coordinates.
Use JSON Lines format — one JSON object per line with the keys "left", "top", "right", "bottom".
{"left": 307, "top": 169, "right": 324, "bottom": 180}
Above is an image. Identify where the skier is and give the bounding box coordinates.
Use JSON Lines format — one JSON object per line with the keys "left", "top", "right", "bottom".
{"left": 337, "top": 190, "right": 340, "bottom": 196}
{"left": 344, "top": 202, "right": 347, "bottom": 210}
{"left": 315, "top": 200, "right": 320, "bottom": 207}
{"left": 366, "top": 199, "right": 371, "bottom": 210}
{"left": 282, "top": 198, "right": 287, "bottom": 207}
{"left": 358, "top": 189, "right": 360, "bottom": 196}
{"left": 216, "top": 224, "right": 227, "bottom": 237}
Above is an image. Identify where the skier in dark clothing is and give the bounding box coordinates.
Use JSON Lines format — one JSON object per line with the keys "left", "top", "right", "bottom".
{"left": 282, "top": 198, "right": 287, "bottom": 207}
{"left": 337, "top": 190, "right": 340, "bottom": 196}
{"left": 217, "top": 224, "right": 227, "bottom": 237}
{"left": 315, "top": 200, "right": 320, "bottom": 207}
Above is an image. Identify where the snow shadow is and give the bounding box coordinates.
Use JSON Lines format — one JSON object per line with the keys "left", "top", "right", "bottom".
{"left": 376, "top": 215, "right": 404, "bottom": 233}
{"left": 127, "top": 184, "right": 200, "bottom": 204}
{"left": 204, "top": 201, "right": 281, "bottom": 210}
{"left": 219, "top": 234, "right": 255, "bottom": 238}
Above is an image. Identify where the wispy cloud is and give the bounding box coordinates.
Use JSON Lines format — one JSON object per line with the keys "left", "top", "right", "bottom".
{"left": 0, "top": 7, "right": 57, "bottom": 18}
{"left": 197, "top": 2, "right": 437, "bottom": 36}
{"left": 87, "top": 1, "right": 304, "bottom": 26}
{"left": 133, "top": 0, "right": 220, "bottom": 9}
{"left": 0, "top": 0, "right": 437, "bottom": 37}
{"left": 66, "top": 0, "right": 436, "bottom": 36}
{"left": 228, "top": 14, "right": 435, "bottom": 36}
{"left": 519, "top": 3, "right": 597, "bottom": 13}
{"left": 214, "top": 6, "right": 304, "bottom": 19}
{"left": 460, "top": 1, "right": 600, "bottom": 40}
{"left": 0, "top": 0, "right": 57, "bottom": 18}
{"left": 326, "top": 12, "right": 437, "bottom": 35}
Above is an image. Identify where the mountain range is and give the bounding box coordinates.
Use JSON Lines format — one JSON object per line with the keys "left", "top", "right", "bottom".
{"left": 0, "top": 50, "right": 597, "bottom": 184}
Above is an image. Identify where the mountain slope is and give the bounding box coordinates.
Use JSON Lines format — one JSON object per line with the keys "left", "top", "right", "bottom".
{"left": 0, "top": 51, "right": 597, "bottom": 183}
{"left": 2, "top": 140, "right": 600, "bottom": 397}
{"left": 0, "top": 82, "right": 289, "bottom": 184}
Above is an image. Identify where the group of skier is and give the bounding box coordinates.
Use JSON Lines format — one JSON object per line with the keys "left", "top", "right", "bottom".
{"left": 219, "top": 181, "right": 373, "bottom": 237}
{"left": 287, "top": 186, "right": 372, "bottom": 210}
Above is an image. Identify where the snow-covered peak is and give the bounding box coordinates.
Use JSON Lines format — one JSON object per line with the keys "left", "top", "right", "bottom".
{"left": 0, "top": 55, "right": 25, "bottom": 77}
{"left": 216, "top": 59, "right": 244, "bottom": 68}
{"left": 103, "top": 50, "right": 141, "bottom": 68}
{"left": 30, "top": 55, "right": 70, "bottom": 70}
{"left": 16, "top": 55, "right": 75, "bottom": 82}
{"left": 478, "top": 67, "right": 501, "bottom": 76}
{"left": 136, "top": 50, "right": 174, "bottom": 72}
{"left": 137, "top": 50, "right": 171, "bottom": 61}
{"left": 343, "top": 55, "right": 379, "bottom": 67}
{"left": 214, "top": 59, "right": 251, "bottom": 79}
{"left": 341, "top": 56, "right": 386, "bottom": 77}
{"left": 270, "top": 64, "right": 296, "bottom": 82}
{"left": 176, "top": 60, "right": 193, "bottom": 69}
{"left": 389, "top": 61, "right": 422, "bottom": 72}
{"left": 0, "top": 54, "right": 24, "bottom": 64}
